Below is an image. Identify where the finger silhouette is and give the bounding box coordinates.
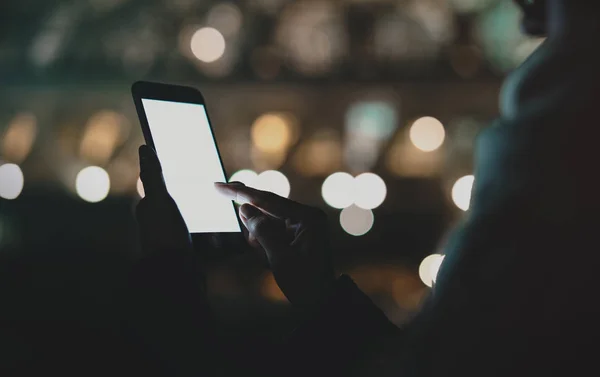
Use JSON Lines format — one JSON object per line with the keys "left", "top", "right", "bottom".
{"left": 215, "top": 183, "right": 308, "bottom": 220}
{"left": 139, "top": 145, "right": 168, "bottom": 197}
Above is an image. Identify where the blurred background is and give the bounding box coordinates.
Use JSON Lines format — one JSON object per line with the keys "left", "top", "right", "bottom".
{"left": 0, "top": 0, "right": 543, "bottom": 339}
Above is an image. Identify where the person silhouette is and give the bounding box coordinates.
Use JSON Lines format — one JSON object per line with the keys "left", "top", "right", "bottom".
{"left": 136, "top": 1, "right": 600, "bottom": 376}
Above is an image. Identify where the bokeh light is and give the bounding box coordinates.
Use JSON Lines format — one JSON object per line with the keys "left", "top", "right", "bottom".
{"left": 474, "top": 1, "right": 545, "bottom": 71}
{"left": 137, "top": 177, "right": 145, "bottom": 198}
{"left": 0, "top": 164, "right": 25, "bottom": 200}
{"left": 254, "top": 170, "right": 290, "bottom": 198}
{"left": 452, "top": 175, "right": 475, "bottom": 211}
{"left": 75, "top": 166, "right": 111, "bottom": 203}
{"left": 229, "top": 169, "right": 258, "bottom": 187}
{"left": 80, "top": 111, "right": 128, "bottom": 165}
{"left": 409, "top": 117, "right": 446, "bottom": 152}
{"left": 292, "top": 129, "right": 342, "bottom": 177}
{"left": 340, "top": 205, "right": 374, "bottom": 237}
{"left": 450, "top": 0, "right": 495, "bottom": 14}
{"left": 251, "top": 113, "right": 293, "bottom": 153}
{"left": 275, "top": 1, "right": 346, "bottom": 75}
{"left": 344, "top": 101, "right": 397, "bottom": 173}
{"left": 353, "top": 173, "right": 387, "bottom": 210}
{"left": 190, "top": 27, "right": 226, "bottom": 63}
{"left": 321, "top": 172, "right": 355, "bottom": 209}
{"left": 419, "top": 253, "right": 445, "bottom": 288}
{"left": 2, "top": 113, "right": 37, "bottom": 164}
{"left": 206, "top": 3, "right": 242, "bottom": 37}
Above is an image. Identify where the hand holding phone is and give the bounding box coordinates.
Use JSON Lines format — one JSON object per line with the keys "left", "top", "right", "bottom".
{"left": 136, "top": 145, "right": 192, "bottom": 256}
{"left": 132, "top": 81, "right": 243, "bottom": 250}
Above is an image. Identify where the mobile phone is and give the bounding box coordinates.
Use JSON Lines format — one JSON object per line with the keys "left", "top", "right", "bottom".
{"left": 131, "top": 81, "right": 243, "bottom": 246}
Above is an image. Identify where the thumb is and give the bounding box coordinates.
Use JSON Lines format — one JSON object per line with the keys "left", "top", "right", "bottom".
{"left": 239, "top": 204, "right": 289, "bottom": 263}
{"left": 139, "top": 145, "right": 168, "bottom": 197}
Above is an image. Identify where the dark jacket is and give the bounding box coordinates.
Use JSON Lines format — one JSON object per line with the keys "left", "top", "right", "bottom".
{"left": 278, "top": 37, "right": 600, "bottom": 377}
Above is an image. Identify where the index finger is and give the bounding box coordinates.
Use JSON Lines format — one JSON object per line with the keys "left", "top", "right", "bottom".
{"left": 215, "top": 183, "right": 307, "bottom": 220}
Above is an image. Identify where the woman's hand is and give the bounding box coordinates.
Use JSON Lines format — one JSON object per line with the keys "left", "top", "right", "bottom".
{"left": 215, "top": 182, "right": 336, "bottom": 313}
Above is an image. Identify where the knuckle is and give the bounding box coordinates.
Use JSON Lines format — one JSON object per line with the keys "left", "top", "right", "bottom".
{"left": 248, "top": 215, "right": 270, "bottom": 234}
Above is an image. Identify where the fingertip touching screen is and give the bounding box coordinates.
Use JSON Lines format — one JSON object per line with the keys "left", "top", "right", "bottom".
{"left": 141, "top": 98, "right": 240, "bottom": 233}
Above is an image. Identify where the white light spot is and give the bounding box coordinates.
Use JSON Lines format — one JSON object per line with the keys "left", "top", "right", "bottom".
{"left": 321, "top": 172, "right": 355, "bottom": 209}
{"left": 409, "top": 117, "right": 446, "bottom": 152}
{"left": 137, "top": 177, "right": 145, "bottom": 198}
{"left": 354, "top": 173, "right": 387, "bottom": 210}
{"left": 419, "top": 254, "right": 445, "bottom": 288}
{"left": 340, "top": 205, "right": 374, "bottom": 237}
{"left": 0, "top": 164, "right": 25, "bottom": 200}
{"left": 190, "top": 27, "right": 226, "bottom": 63}
{"left": 76, "top": 166, "right": 110, "bottom": 203}
{"left": 255, "top": 170, "right": 290, "bottom": 198}
{"left": 229, "top": 169, "right": 258, "bottom": 187}
{"left": 452, "top": 175, "right": 475, "bottom": 211}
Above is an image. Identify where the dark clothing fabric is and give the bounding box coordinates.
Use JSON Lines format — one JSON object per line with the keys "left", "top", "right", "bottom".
{"left": 276, "top": 38, "right": 600, "bottom": 377}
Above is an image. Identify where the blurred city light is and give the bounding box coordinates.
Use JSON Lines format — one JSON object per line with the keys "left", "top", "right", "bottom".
{"left": 353, "top": 173, "right": 387, "bottom": 210}
{"left": 419, "top": 253, "right": 445, "bottom": 288}
{"left": 1, "top": 113, "right": 37, "bottom": 164}
{"left": 250, "top": 147, "right": 287, "bottom": 172}
{"left": 409, "top": 116, "right": 446, "bottom": 152}
{"left": 275, "top": 1, "right": 346, "bottom": 75}
{"left": 345, "top": 101, "right": 398, "bottom": 173}
{"left": 137, "top": 177, "right": 145, "bottom": 198}
{"left": 386, "top": 138, "right": 442, "bottom": 178}
{"left": 251, "top": 113, "right": 293, "bottom": 153}
{"left": 261, "top": 272, "right": 287, "bottom": 302}
{"left": 0, "top": 164, "right": 25, "bottom": 200}
{"left": 292, "top": 129, "right": 342, "bottom": 177}
{"left": 75, "top": 166, "right": 110, "bottom": 203}
{"left": 321, "top": 172, "right": 355, "bottom": 209}
{"left": 450, "top": 0, "right": 495, "bottom": 14}
{"left": 80, "top": 111, "right": 128, "bottom": 165}
{"left": 346, "top": 101, "right": 398, "bottom": 141}
{"left": 452, "top": 175, "right": 475, "bottom": 211}
{"left": 229, "top": 169, "right": 258, "bottom": 187}
{"left": 206, "top": 3, "right": 243, "bottom": 37}
{"left": 340, "top": 205, "right": 374, "bottom": 237}
{"left": 190, "top": 27, "right": 226, "bottom": 63}
{"left": 475, "top": 1, "right": 545, "bottom": 71}
{"left": 408, "top": 0, "right": 455, "bottom": 44}
{"left": 254, "top": 170, "right": 290, "bottom": 198}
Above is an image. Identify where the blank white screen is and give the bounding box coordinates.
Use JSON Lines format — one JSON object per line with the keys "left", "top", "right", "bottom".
{"left": 141, "top": 98, "right": 240, "bottom": 233}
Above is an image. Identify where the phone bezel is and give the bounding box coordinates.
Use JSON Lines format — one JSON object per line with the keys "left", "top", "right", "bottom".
{"left": 131, "top": 80, "right": 245, "bottom": 251}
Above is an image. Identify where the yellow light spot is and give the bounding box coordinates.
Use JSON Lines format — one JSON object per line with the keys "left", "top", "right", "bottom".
{"left": 2, "top": 113, "right": 37, "bottom": 163}
{"left": 251, "top": 113, "right": 293, "bottom": 153}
